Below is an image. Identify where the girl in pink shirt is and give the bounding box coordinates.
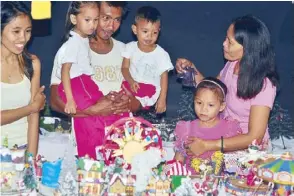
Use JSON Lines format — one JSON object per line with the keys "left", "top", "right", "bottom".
{"left": 174, "top": 77, "right": 242, "bottom": 174}
{"left": 175, "top": 15, "right": 279, "bottom": 156}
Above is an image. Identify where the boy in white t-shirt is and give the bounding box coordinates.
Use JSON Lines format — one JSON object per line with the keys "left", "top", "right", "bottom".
{"left": 121, "top": 6, "right": 174, "bottom": 113}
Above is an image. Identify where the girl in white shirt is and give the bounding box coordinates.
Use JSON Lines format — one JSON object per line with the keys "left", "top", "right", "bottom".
{"left": 56, "top": 1, "right": 99, "bottom": 115}
{"left": 55, "top": 2, "right": 127, "bottom": 159}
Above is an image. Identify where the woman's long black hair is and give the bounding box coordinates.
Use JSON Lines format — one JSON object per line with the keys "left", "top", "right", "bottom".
{"left": 233, "top": 15, "right": 279, "bottom": 99}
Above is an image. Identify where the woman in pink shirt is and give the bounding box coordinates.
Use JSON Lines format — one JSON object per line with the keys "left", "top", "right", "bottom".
{"left": 176, "top": 15, "right": 279, "bottom": 156}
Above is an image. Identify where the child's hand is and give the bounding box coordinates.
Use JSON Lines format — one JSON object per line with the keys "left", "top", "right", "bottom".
{"left": 155, "top": 98, "right": 166, "bottom": 113}
{"left": 130, "top": 81, "right": 140, "bottom": 94}
{"left": 65, "top": 98, "right": 77, "bottom": 114}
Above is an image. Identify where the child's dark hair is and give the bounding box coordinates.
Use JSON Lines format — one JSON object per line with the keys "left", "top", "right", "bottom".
{"left": 195, "top": 77, "right": 227, "bottom": 102}
{"left": 135, "top": 6, "right": 161, "bottom": 24}
{"left": 1, "top": 1, "right": 33, "bottom": 80}
{"left": 62, "top": 1, "right": 98, "bottom": 43}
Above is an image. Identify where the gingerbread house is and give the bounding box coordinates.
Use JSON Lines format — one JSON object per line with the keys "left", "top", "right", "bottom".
{"left": 108, "top": 173, "right": 136, "bottom": 195}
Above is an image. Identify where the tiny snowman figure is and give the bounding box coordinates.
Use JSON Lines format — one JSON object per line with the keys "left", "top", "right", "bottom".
{"left": 58, "top": 171, "right": 78, "bottom": 196}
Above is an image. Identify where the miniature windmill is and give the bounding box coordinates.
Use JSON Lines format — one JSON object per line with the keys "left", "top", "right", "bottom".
{"left": 98, "top": 115, "right": 163, "bottom": 166}
{"left": 112, "top": 121, "right": 153, "bottom": 164}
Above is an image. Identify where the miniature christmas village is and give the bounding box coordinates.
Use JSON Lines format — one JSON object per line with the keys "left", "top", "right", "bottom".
{"left": 1, "top": 114, "right": 294, "bottom": 196}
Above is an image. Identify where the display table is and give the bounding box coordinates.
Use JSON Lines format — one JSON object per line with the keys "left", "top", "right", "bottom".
{"left": 38, "top": 132, "right": 70, "bottom": 162}
{"left": 2, "top": 114, "right": 293, "bottom": 196}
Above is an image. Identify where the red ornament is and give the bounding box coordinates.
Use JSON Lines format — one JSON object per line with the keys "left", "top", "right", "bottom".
{"left": 246, "top": 170, "right": 256, "bottom": 186}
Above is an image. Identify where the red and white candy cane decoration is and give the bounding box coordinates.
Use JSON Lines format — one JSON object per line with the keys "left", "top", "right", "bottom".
{"left": 165, "top": 160, "right": 192, "bottom": 176}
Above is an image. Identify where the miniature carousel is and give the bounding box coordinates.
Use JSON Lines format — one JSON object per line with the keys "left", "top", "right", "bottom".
{"left": 225, "top": 152, "right": 294, "bottom": 196}
{"left": 256, "top": 152, "right": 294, "bottom": 195}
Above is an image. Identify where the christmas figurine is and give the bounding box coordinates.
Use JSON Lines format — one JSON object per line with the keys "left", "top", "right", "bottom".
{"left": 246, "top": 169, "right": 256, "bottom": 186}
{"left": 13, "top": 144, "right": 18, "bottom": 149}
{"left": 248, "top": 139, "right": 261, "bottom": 153}
{"left": 34, "top": 154, "right": 43, "bottom": 180}
{"left": 268, "top": 101, "right": 294, "bottom": 150}
{"left": 57, "top": 138, "right": 78, "bottom": 195}
{"left": 23, "top": 153, "right": 38, "bottom": 190}
{"left": 3, "top": 134, "right": 8, "bottom": 148}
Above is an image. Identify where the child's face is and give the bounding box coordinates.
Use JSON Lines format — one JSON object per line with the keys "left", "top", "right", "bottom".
{"left": 70, "top": 4, "right": 99, "bottom": 37}
{"left": 194, "top": 89, "right": 226, "bottom": 124}
{"left": 132, "top": 19, "right": 160, "bottom": 48}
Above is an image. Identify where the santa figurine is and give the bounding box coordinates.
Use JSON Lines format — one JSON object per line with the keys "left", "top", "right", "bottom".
{"left": 34, "top": 154, "right": 43, "bottom": 179}
{"left": 246, "top": 169, "right": 256, "bottom": 186}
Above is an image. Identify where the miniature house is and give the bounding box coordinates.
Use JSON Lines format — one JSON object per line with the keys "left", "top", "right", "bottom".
{"left": 146, "top": 176, "right": 171, "bottom": 196}
{"left": 108, "top": 174, "right": 136, "bottom": 195}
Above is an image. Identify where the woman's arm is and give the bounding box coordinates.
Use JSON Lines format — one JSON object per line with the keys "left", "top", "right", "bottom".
{"left": 1, "top": 105, "right": 36, "bottom": 126}
{"left": 176, "top": 58, "right": 205, "bottom": 84}
{"left": 208, "top": 105, "right": 270, "bottom": 151}
{"left": 27, "top": 55, "right": 42, "bottom": 157}
{"left": 176, "top": 58, "right": 222, "bottom": 83}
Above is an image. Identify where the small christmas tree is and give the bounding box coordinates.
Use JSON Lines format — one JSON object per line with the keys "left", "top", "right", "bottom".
{"left": 177, "top": 87, "right": 196, "bottom": 121}
{"left": 268, "top": 101, "right": 294, "bottom": 149}
{"left": 57, "top": 136, "right": 78, "bottom": 195}
{"left": 41, "top": 103, "right": 52, "bottom": 117}
{"left": 3, "top": 134, "right": 8, "bottom": 148}
{"left": 58, "top": 172, "right": 78, "bottom": 196}
{"left": 23, "top": 154, "right": 38, "bottom": 189}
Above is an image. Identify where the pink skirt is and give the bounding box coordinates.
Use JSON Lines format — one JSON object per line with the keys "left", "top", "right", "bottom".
{"left": 122, "top": 81, "right": 156, "bottom": 109}
{"left": 58, "top": 74, "right": 126, "bottom": 159}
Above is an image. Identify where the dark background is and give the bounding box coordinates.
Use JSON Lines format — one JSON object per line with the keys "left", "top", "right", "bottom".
{"left": 25, "top": 1, "right": 293, "bottom": 121}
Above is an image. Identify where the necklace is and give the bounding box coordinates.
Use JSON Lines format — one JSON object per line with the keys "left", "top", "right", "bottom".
{"left": 1, "top": 54, "right": 20, "bottom": 81}
{"left": 1, "top": 60, "right": 19, "bottom": 81}
{"left": 5, "top": 68, "right": 14, "bottom": 81}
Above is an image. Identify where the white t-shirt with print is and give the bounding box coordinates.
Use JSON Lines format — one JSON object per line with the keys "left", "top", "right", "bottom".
{"left": 51, "top": 37, "right": 125, "bottom": 96}
{"left": 50, "top": 37, "right": 125, "bottom": 156}
{"left": 90, "top": 38, "right": 125, "bottom": 95}
{"left": 121, "top": 41, "right": 174, "bottom": 107}
{"left": 52, "top": 31, "right": 93, "bottom": 82}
